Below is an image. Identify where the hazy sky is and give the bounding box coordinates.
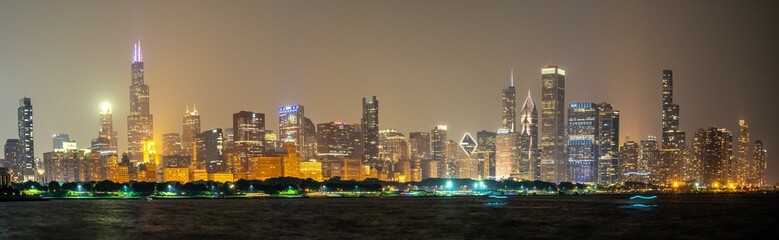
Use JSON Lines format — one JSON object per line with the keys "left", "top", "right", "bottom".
{"left": 1, "top": 0, "right": 777, "bottom": 183}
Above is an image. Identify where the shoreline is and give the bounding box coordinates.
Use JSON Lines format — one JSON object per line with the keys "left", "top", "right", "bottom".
{"left": 31, "top": 191, "right": 775, "bottom": 201}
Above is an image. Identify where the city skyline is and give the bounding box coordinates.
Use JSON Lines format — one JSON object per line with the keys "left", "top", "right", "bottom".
{"left": 0, "top": 1, "right": 777, "bottom": 183}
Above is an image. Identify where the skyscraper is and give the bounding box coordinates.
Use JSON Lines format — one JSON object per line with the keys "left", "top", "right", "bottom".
{"left": 494, "top": 128, "right": 518, "bottom": 179}
{"left": 661, "top": 70, "right": 686, "bottom": 149}
{"left": 476, "top": 131, "right": 496, "bottom": 179}
{"left": 540, "top": 66, "right": 566, "bottom": 183}
{"left": 233, "top": 111, "right": 265, "bottom": 157}
{"left": 303, "top": 117, "right": 317, "bottom": 159}
{"left": 567, "top": 102, "right": 599, "bottom": 183}
{"left": 379, "top": 129, "right": 409, "bottom": 164}
{"left": 431, "top": 125, "right": 447, "bottom": 178}
{"left": 18, "top": 97, "right": 35, "bottom": 181}
{"left": 182, "top": 105, "right": 201, "bottom": 157}
{"left": 99, "top": 103, "right": 118, "bottom": 153}
{"left": 751, "top": 140, "right": 767, "bottom": 186}
{"left": 734, "top": 120, "right": 750, "bottom": 185}
{"left": 597, "top": 103, "right": 620, "bottom": 184}
{"left": 502, "top": 69, "right": 517, "bottom": 132}
{"left": 316, "top": 121, "right": 360, "bottom": 158}
{"left": 53, "top": 134, "right": 70, "bottom": 152}
{"left": 4, "top": 139, "right": 20, "bottom": 182}
{"left": 658, "top": 70, "right": 686, "bottom": 186}
{"left": 638, "top": 137, "right": 658, "bottom": 183}
{"left": 197, "top": 129, "right": 225, "bottom": 173}
{"left": 698, "top": 127, "right": 733, "bottom": 187}
{"left": 409, "top": 132, "right": 431, "bottom": 180}
{"left": 619, "top": 139, "right": 639, "bottom": 182}
{"left": 518, "top": 91, "right": 539, "bottom": 180}
{"left": 162, "top": 133, "right": 183, "bottom": 156}
{"left": 127, "top": 40, "right": 154, "bottom": 165}
{"left": 362, "top": 96, "right": 380, "bottom": 168}
{"left": 279, "top": 105, "right": 305, "bottom": 157}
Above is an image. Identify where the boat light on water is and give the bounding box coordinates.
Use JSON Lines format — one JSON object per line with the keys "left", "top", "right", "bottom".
{"left": 629, "top": 195, "right": 657, "bottom": 200}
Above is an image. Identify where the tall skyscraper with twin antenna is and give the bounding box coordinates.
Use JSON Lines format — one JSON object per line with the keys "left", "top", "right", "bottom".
{"left": 501, "top": 69, "right": 517, "bottom": 132}
{"left": 127, "top": 40, "right": 154, "bottom": 165}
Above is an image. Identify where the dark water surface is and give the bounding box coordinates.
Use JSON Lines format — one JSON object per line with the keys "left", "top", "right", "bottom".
{"left": 1, "top": 193, "right": 777, "bottom": 239}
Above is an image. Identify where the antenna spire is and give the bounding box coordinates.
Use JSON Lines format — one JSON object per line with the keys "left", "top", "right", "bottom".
{"left": 510, "top": 68, "right": 514, "bottom": 87}
{"left": 133, "top": 39, "right": 143, "bottom": 63}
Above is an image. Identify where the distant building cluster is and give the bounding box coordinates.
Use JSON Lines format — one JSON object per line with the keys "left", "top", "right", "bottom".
{"left": 0, "top": 42, "right": 769, "bottom": 189}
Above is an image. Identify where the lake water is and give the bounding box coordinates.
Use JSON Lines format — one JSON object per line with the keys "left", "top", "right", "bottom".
{"left": 1, "top": 193, "right": 777, "bottom": 239}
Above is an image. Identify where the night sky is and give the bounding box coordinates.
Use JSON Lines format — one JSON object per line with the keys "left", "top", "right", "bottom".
{"left": 1, "top": 0, "right": 777, "bottom": 183}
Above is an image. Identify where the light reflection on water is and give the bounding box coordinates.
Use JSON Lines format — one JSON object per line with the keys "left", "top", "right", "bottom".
{"left": 0, "top": 194, "right": 776, "bottom": 239}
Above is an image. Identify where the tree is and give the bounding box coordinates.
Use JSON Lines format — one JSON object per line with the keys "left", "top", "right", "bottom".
{"left": 23, "top": 180, "right": 42, "bottom": 190}
{"left": 300, "top": 178, "right": 321, "bottom": 192}
{"left": 48, "top": 181, "right": 61, "bottom": 193}
{"left": 95, "top": 180, "right": 120, "bottom": 192}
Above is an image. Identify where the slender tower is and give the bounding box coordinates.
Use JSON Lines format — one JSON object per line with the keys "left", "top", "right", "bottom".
{"left": 519, "top": 90, "right": 539, "bottom": 180}
{"left": 127, "top": 40, "right": 154, "bottom": 165}
{"left": 501, "top": 69, "right": 517, "bottom": 132}
{"left": 362, "top": 96, "right": 380, "bottom": 168}
{"left": 17, "top": 97, "right": 35, "bottom": 181}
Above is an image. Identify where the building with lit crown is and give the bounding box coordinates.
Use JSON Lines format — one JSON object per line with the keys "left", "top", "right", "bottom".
{"left": 182, "top": 105, "right": 201, "bottom": 157}
{"left": 127, "top": 40, "right": 154, "bottom": 165}
{"left": 540, "top": 66, "right": 567, "bottom": 183}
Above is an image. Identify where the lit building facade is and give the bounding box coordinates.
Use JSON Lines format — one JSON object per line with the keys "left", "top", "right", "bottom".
{"left": 300, "top": 159, "right": 323, "bottom": 182}
{"left": 93, "top": 103, "right": 118, "bottom": 155}
{"left": 698, "top": 127, "right": 733, "bottom": 187}
{"left": 409, "top": 132, "right": 430, "bottom": 181}
{"left": 431, "top": 125, "right": 448, "bottom": 178}
{"left": 163, "top": 167, "right": 190, "bottom": 183}
{"left": 502, "top": 69, "right": 517, "bottom": 132}
{"left": 316, "top": 121, "right": 360, "bottom": 158}
{"left": 518, "top": 91, "right": 539, "bottom": 180}
{"left": 53, "top": 134, "right": 70, "bottom": 152}
{"left": 127, "top": 41, "right": 154, "bottom": 165}
{"left": 540, "top": 66, "right": 567, "bottom": 183}
{"left": 378, "top": 129, "right": 408, "bottom": 165}
{"left": 182, "top": 106, "right": 201, "bottom": 157}
{"left": 18, "top": 97, "right": 36, "bottom": 181}
{"left": 162, "top": 133, "right": 183, "bottom": 156}
{"left": 303, "top": 117, "right": 317, "bottom": 159}
{"left": 495, "top": 129, "right": 518, "bottom": 179}
{"left": 734, "top": 120, "right": 750, "bottom": 185}
{"left": 233, "top": 111, "right": 265, "bottom": 165}
{"left": 279, "top": 105, "right": 305, "bottom": 157}
{"left": 197, "top": 129, "right": 225, "bottom": 173}
{"left": 751, "top": 140, "right": 767, "bottom": 186}
{"left": 361, "top": 96, "right": 380, "bottom": 168}
{"left": 597, "top": 103, "right": 620, "bottom": 184}
{"left": 661, "top": 70, "right": 686, "bottom": 150}
{"left": 4, "top": 139, "right": 21, "bottom": 182}
{"left": 638, "top": 137, "right": 658, "bottom": 183}
{"left": 476, "top": 131, "right": 496, "bottom": 179}
{"left": 567, "top": 102, "right": 598, "bottom": 183}
{"left": 619, "top": 140, "right": 639, "bottom": 182}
